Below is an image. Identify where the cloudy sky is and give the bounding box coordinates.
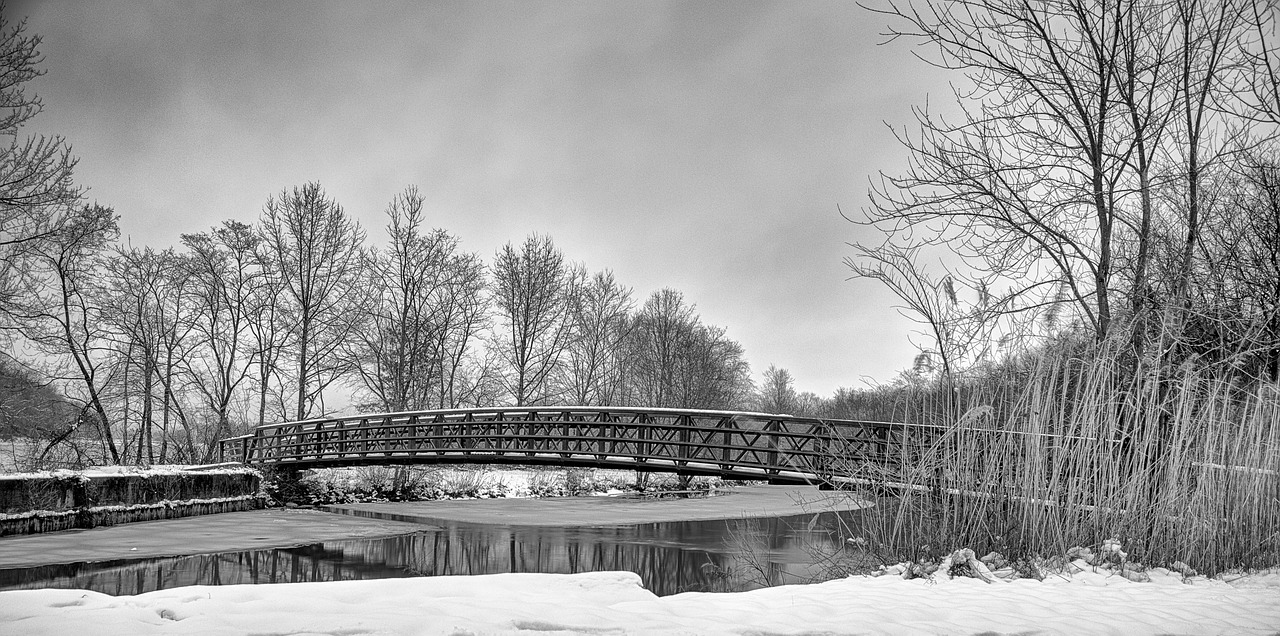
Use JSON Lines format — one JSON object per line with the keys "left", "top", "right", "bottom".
{"left": 11, "top": 0, "right": 950, "bottom": 396}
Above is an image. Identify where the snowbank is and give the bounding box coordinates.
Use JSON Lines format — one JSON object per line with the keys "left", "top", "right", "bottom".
{"left": 0, "top": 464, "right": 259, "bottom": 481}
{"left": 2, "top": 568, "right": 1277, "bottom": 635}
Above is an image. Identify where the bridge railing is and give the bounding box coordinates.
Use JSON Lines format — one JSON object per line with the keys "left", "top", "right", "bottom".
{"left": 218, "top": 434, "right": 255, "bottom": 464}
{"left": 218, "top": 406, "right": 926, "bottom": 481}
{"left": 216, "top": 406, "right": 1127, "bottom": 491}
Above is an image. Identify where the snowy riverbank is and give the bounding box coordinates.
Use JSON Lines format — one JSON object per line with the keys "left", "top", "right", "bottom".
{"left": 3, "top": 566, "right": 1278, "bottom": 635}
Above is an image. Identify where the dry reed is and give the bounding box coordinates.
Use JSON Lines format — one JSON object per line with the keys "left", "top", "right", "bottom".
{"left": 841, "top": 340, "right": 1280, "bottom": 574}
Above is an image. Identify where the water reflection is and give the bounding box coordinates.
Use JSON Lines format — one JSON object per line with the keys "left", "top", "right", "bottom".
{"left": 0, "top": 513, "right": 859, "bottom": 597}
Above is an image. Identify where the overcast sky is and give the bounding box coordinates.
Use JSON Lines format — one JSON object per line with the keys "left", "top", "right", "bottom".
{"left": 11, "top": 0, "right": 950, "bottom": 397}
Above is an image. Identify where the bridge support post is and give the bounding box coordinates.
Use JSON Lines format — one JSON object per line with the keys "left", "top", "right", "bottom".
{"left": 264, "top": 465, "right": 307, "bottom": 505}
{"left": 677, "top": 473, "right": 692, "bottom": 490}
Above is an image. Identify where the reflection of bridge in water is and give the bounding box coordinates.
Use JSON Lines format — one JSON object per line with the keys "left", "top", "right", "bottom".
{"left": 218, "top": 406, "right": 926, "bottom": 485}
{"left": 0, "top": 514, "right": 851, "bottom": 596}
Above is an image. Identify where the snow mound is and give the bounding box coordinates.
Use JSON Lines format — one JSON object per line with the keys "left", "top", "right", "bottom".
{"left": 3, "top": 568, "right": 1278, "bottom": 635}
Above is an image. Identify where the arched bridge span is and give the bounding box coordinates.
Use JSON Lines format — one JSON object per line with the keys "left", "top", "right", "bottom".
{"left": 217, "top": 406, "right": 919, "bottom": 485}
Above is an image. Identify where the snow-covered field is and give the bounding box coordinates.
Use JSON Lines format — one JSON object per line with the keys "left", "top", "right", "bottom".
{"left": 3, "top": 566, "right": 1278, "bottom": 635}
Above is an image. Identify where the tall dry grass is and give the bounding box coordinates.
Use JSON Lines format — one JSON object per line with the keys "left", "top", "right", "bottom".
{"left": 841, "top": 339, "right": 1280, "bottom": 574}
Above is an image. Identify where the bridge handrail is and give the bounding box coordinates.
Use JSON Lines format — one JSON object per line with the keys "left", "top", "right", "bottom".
{"left": 217, "top": 406, "right": 1132, "bottom": 484}
{"left": 242, "top": 406, "right": 1119, "bottom": 446}
{"left": 244, "top": 406, "right": 879, "bottom": 431}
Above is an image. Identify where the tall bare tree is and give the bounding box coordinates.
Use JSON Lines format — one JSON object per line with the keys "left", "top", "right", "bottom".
{"left": 102, "top": 246, "right": 164, "bottom": 464}
{"left": 429, "top": 248, "right": 489, "bottom": 408}
{"left": 349, "top": 187, "right": 437, "bottom": 411}
{"left": 669, "top": 323, "right": 752, "bottom": 410}
{"left": 491, "top": 234, "right": 575, "bottom": 406}
{"left": 856, "top": 0, "right": 1269, "bottom": 368}
{"left": 102, "top": 246, "right": 201, "bottom": 463}
{"left": 1168, "top": 0, "right": 1251, "bottom": 316}
{"left": 0, "top": 8, "right": 80, "bottom": 321}
{"left": 246, "top": 242, "right": 288, "bottom": 426}
{"left": 860, "top": 0, "right": 1141, "bottom": 341}
{"left": 259, "top": 183, "right": 365, "bottom": 421}
{"left": 350, "top": 186, "right": 488, "bottom": 411}
{"left": 563, "top": 269, "right": 633, "bottom": 406}
{"left": 757, "top": 365, "right": 799, "bottom": 415}
{"left": 623, "top": 289, "right": 752, "bottom": 409}
{"left": 13, "top": 204, "right": 121, "bottom": 462}
{"left": 624, "top": 288, "right": 696, "bottom": 407}
{"left": 1238, "top": 0, "right": 1280, "bottom": 125}
{"left": 182, "top": 221, "right": 261, "bottom": 457}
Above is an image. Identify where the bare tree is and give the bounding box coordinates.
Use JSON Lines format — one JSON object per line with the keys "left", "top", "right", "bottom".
{"left": 756, "top": 365, "right": 798, "bottom": 415}
{"left": 670, "top": 323, "right": 753, "bottom": 410}
{"left": 150, "top": 250, "right": 196, "bottom": 462}
{"left": 860, "top": 0, "right": 1138, "bottom": 341}
{"left": 846, "top": 244, "right": 1000, "bottom": 382}
{"left": 856, "top": 0, "right": 1268, "bottom": 365}
{"left": 1232, "top": 0, "right": 1280, "bottom": 125}
{"left": 1112, "top": 0, "right": 1180, "bottom": 341}
{"left": 429, "top": 249, "right": 489, "bottom": 408}
{"left": 349, "top": 186, "right": 489, "bottom": 411}
{"left": 101, "top": 246, "right": 200, "bottom": 464}
{"left": 242, "top": 241, "right": 288, "bottom": 426}
{"left": 625, "top": 289, "right": 697, "bottom": 407}
{"left": 101, "top": 246, "right": 164, "bottom": 464}
{"left": 0, "top": 9, "right": 80, "bottom": 320}
{"left": 181, "top": 221, "right": 261, "bottom": 457}
{"left": 259, "top": 183, "right": 366, "bottom": 421}
{"left": 349, "top": 187, "right": 441, "bottom": 411}
{"left": 1191, "top": 147, "right": 1280, "bottom": 380}
{"left": 491, "top": 234, "right": 575, "bottom": 406}
{"left": 623, "top": 289, "right": 752, "bottom": 409}
{"left": 563, "top": 269, "right": 633, "bottom": 406}
{"left": 12, "top": 204, "right": 121, "bottom": 462}
{"left": 1168, "top": 0, "right": 1252, "bottom": 317}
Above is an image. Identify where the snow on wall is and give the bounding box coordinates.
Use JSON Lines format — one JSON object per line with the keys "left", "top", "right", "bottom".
{"left": 0, "top": 465, "right": 263, "bottom": 536}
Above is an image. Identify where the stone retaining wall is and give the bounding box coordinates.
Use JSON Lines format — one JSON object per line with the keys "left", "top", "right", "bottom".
{"left": 0, "top": 468, "right": 263, "bottom": 536}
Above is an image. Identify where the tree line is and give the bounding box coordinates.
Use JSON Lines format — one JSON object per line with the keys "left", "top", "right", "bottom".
{"left": 4, "top": 179, "right": 759, "bottom": 467}
{"left": 0, "top": 12, "right": 765, "bottom": 468}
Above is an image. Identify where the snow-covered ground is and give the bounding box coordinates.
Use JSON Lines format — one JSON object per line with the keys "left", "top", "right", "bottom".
{"left": 3, "top": 465, "right": 1277, "bottom": 634}
{"left": 3, "top": 567, "right": 1278, "bottom": 635}
{"left": 0, "top": 464, "right": 258, "bottom": 481}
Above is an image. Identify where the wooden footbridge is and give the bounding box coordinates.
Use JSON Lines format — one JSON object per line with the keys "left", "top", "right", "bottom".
{"left": 217, "top": 406, "right": 925, "bottom": 485}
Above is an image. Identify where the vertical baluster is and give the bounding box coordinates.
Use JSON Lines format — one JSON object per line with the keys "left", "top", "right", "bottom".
{"left": 766, "top": 419, "right": 780, "bottom": 476}
{"left": 678, "top": 415, "right": 690, "bottom": 467}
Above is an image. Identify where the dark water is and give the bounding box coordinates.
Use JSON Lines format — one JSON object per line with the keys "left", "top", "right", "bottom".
{"left": 0, "top": 509, "right": 864, "bottom": 597}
